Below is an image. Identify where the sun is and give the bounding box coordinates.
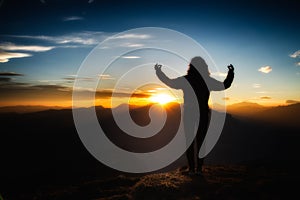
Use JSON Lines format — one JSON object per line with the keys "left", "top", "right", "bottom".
{"left": 149, "top": 93, "right": 176, "bottom": 105}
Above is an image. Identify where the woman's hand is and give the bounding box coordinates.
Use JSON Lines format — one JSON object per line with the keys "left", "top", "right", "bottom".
{"left": 154, "top": 63, "right": 162, "bottom": 71}
{"left": 227, "top": 64, "right": 234, "bottom": 72}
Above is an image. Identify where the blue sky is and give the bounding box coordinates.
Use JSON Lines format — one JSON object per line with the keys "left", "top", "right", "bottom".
{"left": 0, "top": 0, "right": 299, "bottom": 107}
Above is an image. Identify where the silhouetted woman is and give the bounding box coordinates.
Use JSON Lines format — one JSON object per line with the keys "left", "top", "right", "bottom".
{"left": 155, "top": 56, "right": 234, "bottom": 175}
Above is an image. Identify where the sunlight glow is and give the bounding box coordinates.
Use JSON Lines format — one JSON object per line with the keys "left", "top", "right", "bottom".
{"left": 149, "top": 93, "right": 176, "bottom": 105}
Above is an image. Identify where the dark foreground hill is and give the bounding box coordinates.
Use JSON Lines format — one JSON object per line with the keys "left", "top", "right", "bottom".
{"left": 0, "top": 103, "right": 299, "bottom": 199}
{"left": 2, "top": 165, "right": 299, "bottom": 200}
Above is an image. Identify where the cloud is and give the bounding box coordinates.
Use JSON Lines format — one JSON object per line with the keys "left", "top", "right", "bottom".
{"left": 0, "top": 42, "right": 54, "bottom": 52}
{"left": 38, "top": 79, "right": 64, "bottom": 83}
{"left": 0, "top": 43, "right": 53, "bottom": 63}
{"left": 0, "top": 51, "right": 31, "bottom": 63}
{"left": 256, "top": 91, "right": 268, "bottom": 94}
{"left": 31, "top": 84, "right": 69, "bottom": 90}
{"left": 260, "top": 96, "right": 271, "bottom": 100}
{"left": 94, "top": 90, "right": 150, "bottom": 99}
{"left": 62, "top": 74, "right": 115, "bottom": 82}
{"left": 0, "top": 80, "right": 151, "bottom": 104}
{"left": 63, "top": 76, "right": 94, "bottom": 82}
{"left": 0, "top": 80, "right": 27, "bottom": 87}
{"left": 289, "top": 50, "right": 300, "bottom": 58}
{"left": 286, "top": 100, "right": 300, "bottom": 104}
{"left": 252, "top": 83, "right": 261, "bottom": 88}
{"left": 121, "top": 56, "right": 141, "bottom": 59}
{"left": 0, "top": 72, "right": 23, "bottom": 76}
{"left": 3, "top": 32, "right": 151, "bottom": 51}
{"left": 222, "top": 97, "right": 230, "bottom": 101}
{"left": 99, "top": 74, "right": 115, "bottom": 80}
{"left": 4, "top": 32, "right": 151, "bottom": 51}
{"left": 0, "top": 77, "right": 11, "bottom": 82}
{"left": 8, "top": 31, "right": 110, "bottom": 46}
{"left": 122, "top": 43, "right": 144, "bottom": 48}
{"left": 63, "top": 16, "right": 84, "bottom": 21}
{"left": 211, "top": 72, "right": 227, "bottom": 77}
{"left": 296, "top": 62, "right": 300, "bottom": 66}
{"left": 113, "top": 34, "right": 151, "bottom": 39}
{"left": 72, "top": 86, "right": 150, "bottom": 98}
{"left": 119, "top": 43, "right": 144, "bottom": 48}
{"left": 99, "top": 42, "right": 146, "bottom": 49}
{"left": 258, "top": 66, "right": 272, "bottom": 73}
{"left": 0, "top": 82, "right": 72, "bottom": 103}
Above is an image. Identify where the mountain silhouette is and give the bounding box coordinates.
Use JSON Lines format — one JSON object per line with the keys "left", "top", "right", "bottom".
{"left": 227, "top": 102, "right": 300, "bottom": 128}
{"left": 226, "top": 101, "right": 268, "bottom": 116}
{"left": 1, "top": 103, "right": 300, "bottom": 199}
{"left": 0, "top": 105, "right": 68, "bottom": 113}
{"left": 250, "top": 103, "right": 300, "bottom": 127}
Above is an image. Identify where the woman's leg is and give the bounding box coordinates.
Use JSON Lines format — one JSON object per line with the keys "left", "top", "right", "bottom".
{"left": 195, "top": 110, "right": 210, "bottom": 173}
{"left": 184, "top": 106, "right": 197, "bottom": 172}
{"left": 186, "top": 140, "right": 195, "bottom": 172}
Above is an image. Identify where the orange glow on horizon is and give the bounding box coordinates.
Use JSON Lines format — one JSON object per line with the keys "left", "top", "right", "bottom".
{"left": 0, "top": 100, "right": 73, "bottom": 108}
{"left": 0, "top": 85, "right": 296, "bottom": 109}
{"left": 149, "top": 93, "right": 177, "bottom": 105}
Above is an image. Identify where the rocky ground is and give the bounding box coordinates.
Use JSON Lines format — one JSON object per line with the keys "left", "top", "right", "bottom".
{"left": 2, "top": 164, "right": 297, "bottom": 200}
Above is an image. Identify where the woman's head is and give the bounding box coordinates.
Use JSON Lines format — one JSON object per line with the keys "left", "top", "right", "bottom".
{"left": 187, "top": 56, "right": 210, "bottom": 76}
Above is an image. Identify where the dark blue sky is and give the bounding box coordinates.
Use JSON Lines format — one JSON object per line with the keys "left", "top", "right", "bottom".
{"left": 1, "top": 0, "right": 299, "bottom": 34}
{"left": 0, "top": 0, "right": 299, "bottom": 106}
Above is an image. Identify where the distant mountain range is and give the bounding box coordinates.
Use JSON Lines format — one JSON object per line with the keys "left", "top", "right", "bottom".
{"left": 0, "top": 105, "right": 69, "bottom": 113}
{"left": 1, "top": 101, "right": 299, "bottom": 127}
{"left": 226, "top": 102, "right": 300, "bottom": 127}
{"left": 226, "top": 101, "right": 268, "bottom": 115}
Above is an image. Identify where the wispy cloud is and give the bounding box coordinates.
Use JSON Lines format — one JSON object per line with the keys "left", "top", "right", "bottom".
{"left": 211, "top": 72, "right": 227, "bottom": 77}
{"left": 0, "top": 78, "right": 152, "bottom": 104}
{"left": 0, "top": 51, "right": 31, "bottom": 63}
{"left": 99, "top": 74, "right": 115, "bottom": 80}
{"left": 258, "top": 66, "right": 272, "bottom": 74}
{"left": 121, "top": 56, "right": 141, "bottom": 59}
{"left": 120, "top": 43, "right": 144, "bottom": 48}
{"left": 286, "top": 100, "right": 300, "bottom": 104}
{"left": 252, "top": 83, "right": 261, "bottom": 88}
{"left": 31, "top": 84, "right": 69, "bottom": 90}
{"left": 95, "top": 90, "right": 150, "bottom": 99}
{"left": 256, "top": 91, "right": 268, "bottom": 94}
{"left": 63, "top": 16, "right": 84, "bottom": 21}
{"left": 99, "top": 43, "right": 145, "bottom": 49}
{"left": 113, "top": 34, "right": 151, "bottom": 40}
{"left": 289, "top": 50, "right": 300, "bottom": 66}
{"left": 289, "top": 50, "right": 300, "bottom": 58}
{"left": 0, "top": 42, "right": 54, "bottom": 52}
{"left": 0, "top": 72, "right": 24, "bottom": 76}
{"left": 63, "top": 75, "right": 95, "bottom": 82}
{"left": 0, "top": 77, "right": 12, "bottom": 82}
{"left": 7, "top": 31, "right": 111, "bottom": 46}
{"left": 98, "top": 33, "right": 151, "bottom": 49}
{"left": 72, "top": 88, "right": 150, "bottom": 100}
{"left": 260, "top": 96, "right": 271, "bottom": 100}
{"left": 0, "top": 42, "right": 54, "bottom": 63}
{"left": 38, "top": 79, "right": 65, "bottom": 83}
{"left": 62, "top": 74, "right": 115, "bottom": 82}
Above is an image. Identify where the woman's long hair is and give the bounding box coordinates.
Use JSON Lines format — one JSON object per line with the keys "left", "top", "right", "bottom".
{"left": 187, "top": 56, "right": 210, "bottom": 77}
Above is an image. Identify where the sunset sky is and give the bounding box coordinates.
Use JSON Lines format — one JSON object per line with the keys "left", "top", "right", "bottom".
{"left": 0, "top": 0, "right": 299, "bottom": 107}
